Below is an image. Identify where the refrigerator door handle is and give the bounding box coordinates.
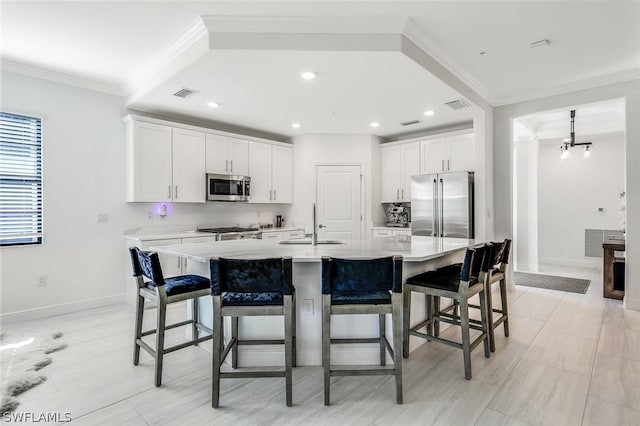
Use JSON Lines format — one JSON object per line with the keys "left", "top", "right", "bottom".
{"left": 432, "top": 178, "right": 438, "bottom": 237}
{"left": 439, "top": 178, "right": 445, "bottom": 237}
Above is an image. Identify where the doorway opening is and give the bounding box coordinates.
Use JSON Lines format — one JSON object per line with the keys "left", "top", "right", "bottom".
{"left": 511, "top": 98, "right": 626, "bottom": 284}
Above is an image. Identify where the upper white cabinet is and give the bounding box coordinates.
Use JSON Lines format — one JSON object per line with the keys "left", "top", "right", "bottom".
{"left": 126, "top": 119, "right": 205, "bottom": 203}
{"left": 205, "top": 134, "right": 249, "bottom": 176}
{"left": 248, "top": 142, "right": 293, "bottom": 204}
{"left": 421, "top": 132, "right": 474, "bottom": 174}
{"left": 172, "top": 128, "right": 207, "bottom": 202}
{"left": 381, "top": 142, "right": 420, "bottom": 203}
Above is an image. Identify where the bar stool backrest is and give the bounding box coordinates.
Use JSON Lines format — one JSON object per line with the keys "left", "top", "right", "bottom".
{"left": 491, "top": 239, "right": 512, "bottom": 271}
{"left": 210, "top": 257, "right": 293, "bottom": 295}
{"left": 129, "top": 247, "right": 165, "bottom": 287}
{"left": 321, "top": 256, "right": 403, "bottom": 294}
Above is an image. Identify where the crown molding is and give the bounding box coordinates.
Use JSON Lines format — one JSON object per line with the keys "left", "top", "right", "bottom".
{"left": 124, "top": 18, "right": 209, "bottom": 105}
{"left": 402, "top": 19, "right": 495, "bottom": 107}
{"left": 1, "top": 58, "right": 123, "bottom": 96}
{"left": 493, "top": 68, "right": 640, "bottom": 107}
{"left": 201, "top": 15, "right": 409, "bottom": 35}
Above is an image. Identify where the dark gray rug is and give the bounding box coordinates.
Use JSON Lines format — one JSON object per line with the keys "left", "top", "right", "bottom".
{"left": 514, "top": 272, "right": 591, "bottom": 294}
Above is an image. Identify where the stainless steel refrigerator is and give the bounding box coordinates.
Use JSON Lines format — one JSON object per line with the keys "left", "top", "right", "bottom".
{"left": 411, "top": 171, "right": 474, "bottom": 238}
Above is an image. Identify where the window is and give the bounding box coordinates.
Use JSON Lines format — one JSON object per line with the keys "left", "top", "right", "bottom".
{"left": 0, "top": 112, "right": 43, "bottom": 246}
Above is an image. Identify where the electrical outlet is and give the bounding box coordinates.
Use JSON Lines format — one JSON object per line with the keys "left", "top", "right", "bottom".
{"left": 37, "top": 275, "right": 47, "bottom": 287}
{"left": 303, "top": 299, "right": 314, "bottom": 315}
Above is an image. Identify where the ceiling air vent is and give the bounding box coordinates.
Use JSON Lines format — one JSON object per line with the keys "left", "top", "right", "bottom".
{"left": 444, "top": 99, "right": 471, "bottom": 110}
{"left": 400, "top": 120, "right": 421, "bottom": 126}
{"left": 172, "top": 87, "right": 196, "bottom": 98}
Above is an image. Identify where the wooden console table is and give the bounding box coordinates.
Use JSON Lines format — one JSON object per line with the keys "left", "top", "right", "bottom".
{"left": 603, "top": 237, "right": 625, "bottom": 300}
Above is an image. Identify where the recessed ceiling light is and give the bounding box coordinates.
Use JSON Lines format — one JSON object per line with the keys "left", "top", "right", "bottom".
{"left": 370, "top": 122, "right": 380, "bottom": 128}
{"left": 207, "top": 102, "right": 220, "bottom": 108}
{"left": 291, "top": 123, "right": 301, "bottom": 129}
{"left": 424, "top": 110, "right": 435, "bottom": 117}
{"left": 301, "top": 71, "right": 316, "bottom": 80}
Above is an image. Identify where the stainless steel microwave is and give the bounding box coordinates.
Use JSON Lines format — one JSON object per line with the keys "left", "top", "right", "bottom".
{"left": 206, "top": 173, "right": 251, "bottom": 201}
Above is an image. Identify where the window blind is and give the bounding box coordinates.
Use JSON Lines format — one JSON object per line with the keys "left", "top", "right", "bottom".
{"left": 0, "top": 112, "right": 43, "bottom": 246}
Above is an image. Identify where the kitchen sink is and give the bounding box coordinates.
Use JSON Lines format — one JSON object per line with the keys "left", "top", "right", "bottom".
{"left": 279, "top": 239, "right": 344, "bottom": 245}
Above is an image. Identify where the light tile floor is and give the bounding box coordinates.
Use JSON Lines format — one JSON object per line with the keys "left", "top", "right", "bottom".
{"left": 2, "top": 265, "right": 639, "bottom": 425}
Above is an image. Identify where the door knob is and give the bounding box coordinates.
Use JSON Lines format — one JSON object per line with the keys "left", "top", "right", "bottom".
{"left": 318, "top": 224, "right": 325, "bottom": 228}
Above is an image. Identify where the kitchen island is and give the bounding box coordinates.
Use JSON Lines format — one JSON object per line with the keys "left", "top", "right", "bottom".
{"left": 151, "top": 236, "right": 475, "bottom": 366}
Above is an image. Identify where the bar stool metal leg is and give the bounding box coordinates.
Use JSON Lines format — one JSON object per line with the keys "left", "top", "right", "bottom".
{"left": 459, "top": 297, "right": 472, "bottom": 380}
{"left": 211, "top": 296, "right": 223, "bottom": 408}
{"left": 479, "top": 289, "right": 491, "bottom": 357}
{"left": 192, "top": 298, "right": 199, "bottom": 344}
{"left": 322, "top": 294, "right": 331, "bottom": 406}
{"left": 392, "top": 293, "right": 403, "bottom": 404}
{"left": 284, "top": 295, "right": 294, "bottom": 407}
{"left": 500, "top": 278, "right": 510, "bottom": 337}
{"left": 402, "top": 289, "right": 411, "bottom": 358}
{"left": 133, "top": 293, "right": 144, "bottom": 365}
{"left": 231, "top": 316, "right": 239, "bottom": 369}
{"left": 379, "top": 314, "right": 386, "bottom": 366}
{"left": 155, "top": 299, "right": 167, "bottom": 387}
{"left": 485, "top": 283, "right": 496, "bottom": 352}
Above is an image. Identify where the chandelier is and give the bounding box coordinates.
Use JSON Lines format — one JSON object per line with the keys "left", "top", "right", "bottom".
{"left": 560, "top": 110, "right": 593, "bottom": 160}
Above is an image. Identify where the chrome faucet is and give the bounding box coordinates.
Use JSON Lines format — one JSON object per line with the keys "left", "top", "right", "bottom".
{"left": 312, "top": 203, "right": 318, "bottom": 246}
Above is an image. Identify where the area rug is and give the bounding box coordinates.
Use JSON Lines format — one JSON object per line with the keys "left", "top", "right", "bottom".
{"left": 0, "top": 330, "right": 67, "bottom": 415}
{"left": 514, "top": 271, "right": 590, "bottom": 294}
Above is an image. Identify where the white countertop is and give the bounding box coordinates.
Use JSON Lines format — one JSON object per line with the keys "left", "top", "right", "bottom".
{"left": 150, "top": 236, "right": 475, "bottom": 263}
{"left": 123, "top": 226, "right": 304, "bottom": 242}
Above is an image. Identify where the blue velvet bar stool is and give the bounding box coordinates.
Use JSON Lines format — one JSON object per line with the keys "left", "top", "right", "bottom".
{"left": 321, "top": 256, "right": 404, "bottom": 405}
{"left": 477, "top": 239, "right": 512, "bottom": 352}
{"left": 402, "top": 245, "right": 492, "bottom": 380}
{"left": 438, "top": 239, "right": 513, "bottom": 352}
{"left": 129, "top": 247, "right": 213, "bottom": 387}
{"left": 209, "top": 257, "right": 295, "bottom": 408}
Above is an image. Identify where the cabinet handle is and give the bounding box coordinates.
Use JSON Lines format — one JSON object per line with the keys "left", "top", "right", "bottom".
{"left": 177, "top": 258, "right": 181, "bottom": 269}
{"left": 273, "top": 189, "right": 276, "bottom": 200}
{"left": 447, "top": 159, "right": 450, "bottom": 171}
{"left": 396, "top": 189, "right": 399, "bottom": 200}
{"left": 230, "top": 160, "right": 233, "bottom": 172}
{"left": 401, "top": 188, "right": 404, "bottom": 199}
{"left": 168, "top": 185, "right": 171, "bottom": 199}
{"left": 269, "top": 190, "right": 272, "bottom": 201}
{"left": 225, "top": 160, "right": 229, "bottom": 172}
{"left": 175, "top": 186, "right": 178, "bottom": 199}
{"left": 442, "top": 159, "right": 445, "bottom": 171}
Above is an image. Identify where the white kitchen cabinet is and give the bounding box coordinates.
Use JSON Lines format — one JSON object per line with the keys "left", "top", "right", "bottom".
{"left": 371, "top": 228, "right": 411, "bottom": 238}
{"left": 421, "top": 133, "right": 474, "bottom": 174}
{"left": 138, "top": 235, "right": 216, "bottom": 278}
{"left": 125, "top": 119, "right": 205, "bottom": 203}
{"left": 261, "top": 231, "right": 283, "bottom": 241}
{"left": 381, "top": 142, "right": 420, "bottom": 203}
{"left": 262, "top": 229, "right": 304, "bottom": 241}
{"left": 248, "top": 142, "right": 293, "bottom": 204}
{"left": 172, "top": 128, "right": 207, "bottom": 202}
{"left": 206, "top": 134, "right": 249, "bottom": 176}
{"left": 372, "top": 229, "right": 393, "bottom": 238}
{"left": 284, "top": 229, "right": 304, "bottom": 239}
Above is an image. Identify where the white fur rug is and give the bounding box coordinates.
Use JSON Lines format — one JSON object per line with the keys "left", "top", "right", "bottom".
{"left": 0, "top": 330, "right": 67, "bottom": 415}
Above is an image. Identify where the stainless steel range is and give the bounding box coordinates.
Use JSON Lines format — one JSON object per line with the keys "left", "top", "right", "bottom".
{"left": 198, "top": 226, "right": 262, "bottom": 240}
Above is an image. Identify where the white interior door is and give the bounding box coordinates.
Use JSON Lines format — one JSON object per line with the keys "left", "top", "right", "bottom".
{"left": 316, "top": 164, "right": 362, "bottom": 241}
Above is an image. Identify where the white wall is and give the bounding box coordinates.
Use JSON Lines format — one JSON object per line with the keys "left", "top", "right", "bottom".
{"left": 514, "top": 135, "right": 539, "bottom": 271}
{"left": 494, "top": 80, "right": 640, "bottom": 311}
{"left": 537, "top": 134, "right": 624, "bottom": 267}
{"left": 288, "top": 134, "right": 384, "bottom": 235}
{"left": 0, "top": 71, "right": 289, "bottom": 318}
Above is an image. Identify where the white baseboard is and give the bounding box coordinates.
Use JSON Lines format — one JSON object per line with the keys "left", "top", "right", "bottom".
{"left": 0, "top": 294, "right": 125, "bottom": 324}
{"left": 624, "top": 297, "right": 640, "bottom": 311}
{"left": 538, "top": 257, "right": 601, "bottom": 270}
